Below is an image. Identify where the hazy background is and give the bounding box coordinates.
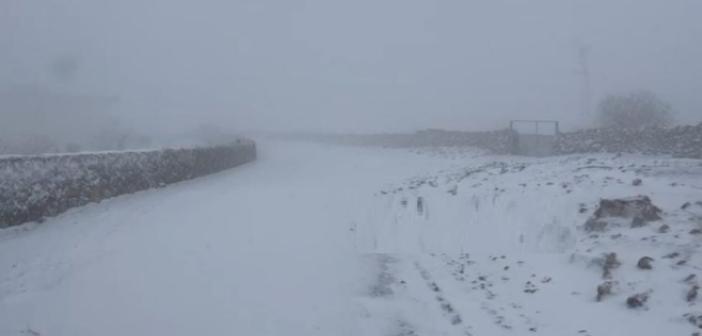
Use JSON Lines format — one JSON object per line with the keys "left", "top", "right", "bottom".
{"left": 1, "top": 0, "right": 701, "bottom": 149}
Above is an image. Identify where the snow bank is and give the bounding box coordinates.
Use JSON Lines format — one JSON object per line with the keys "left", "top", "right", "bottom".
{"left": 0, "top": 140, "right": 256, "bottom": 227}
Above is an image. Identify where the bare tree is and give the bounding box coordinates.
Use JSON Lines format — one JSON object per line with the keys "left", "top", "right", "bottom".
{"left": 597, "top": 90, "right": 673, "bottom": 129}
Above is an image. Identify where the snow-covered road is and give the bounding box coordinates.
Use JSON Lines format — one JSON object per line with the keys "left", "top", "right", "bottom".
{"left": 2, "top": 141, "right": 702, "bottom": 336}
{"left": 0, "top": 141, "right": 459, "bottom": 336}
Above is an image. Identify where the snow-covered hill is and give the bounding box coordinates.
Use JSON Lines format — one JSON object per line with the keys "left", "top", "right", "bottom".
{"left": 1, "top": 141, "right": 701, "bottom": 336}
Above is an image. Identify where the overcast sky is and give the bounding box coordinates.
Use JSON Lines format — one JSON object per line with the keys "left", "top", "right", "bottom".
{"left": 2, "top": 0, "right": 701, "bottom": 133}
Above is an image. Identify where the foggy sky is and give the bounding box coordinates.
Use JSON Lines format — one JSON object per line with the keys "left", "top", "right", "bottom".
{"left": 2, "top": 0, "right": 701, "bottom": 134}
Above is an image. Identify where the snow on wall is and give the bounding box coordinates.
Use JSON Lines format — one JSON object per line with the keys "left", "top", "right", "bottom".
{"left": 0, "top": 140, "right": 257, "bottom": 228}
{"left": 555, "top": 123, "right": 702, "bottom": 158}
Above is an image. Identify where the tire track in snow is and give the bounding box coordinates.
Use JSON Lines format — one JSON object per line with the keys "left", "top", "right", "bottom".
{"left": 413, "top": 261, "right": 474, "bottom": 336}
{"left": 359, "top": 254, "right": 421, "bottom": 336}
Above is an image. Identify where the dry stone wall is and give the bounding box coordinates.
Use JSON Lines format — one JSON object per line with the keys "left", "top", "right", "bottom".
{"left": 0, "top": 140, "right": 256, "bottom": 228}
{"left": 292, "top": 123, "right": 702, "bottom": 159}
{"left": 555, "top": 123, "right": 702, "bottom": 159}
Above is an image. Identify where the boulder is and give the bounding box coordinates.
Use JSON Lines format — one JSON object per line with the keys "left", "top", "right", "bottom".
{"left": 626, "top": 292, "right": 649, "bottom": 309}
{"left": 596, "top": 281, "right": 614, "bottom": 302}
{"left": 637, "top": 257, "right": 654, "bottom": 270}
{"left": 593, "top": 196, "right": 662, "bottom": 222}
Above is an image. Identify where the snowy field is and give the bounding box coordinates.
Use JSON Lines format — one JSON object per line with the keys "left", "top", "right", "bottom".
{"left": 1, "top": 141, "right": 702, "bottom": 336}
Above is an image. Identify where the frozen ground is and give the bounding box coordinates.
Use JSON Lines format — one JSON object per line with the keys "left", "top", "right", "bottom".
{"left": 1, "top": 141, "right": 702, "bottom": 336}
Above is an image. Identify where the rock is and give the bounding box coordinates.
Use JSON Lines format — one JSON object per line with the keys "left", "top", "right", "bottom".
{"left": 659, "top": 224, "right": 670, "bottom": 233}
{"left": 663, "top": 252, "right": 680, "bottom": 259}
{"left": 579, "top": 204, "right": 588, "bottom": 214}
{"left": 683, "top": 202, "right": 692, "bottom": 210}
{"left": 684, "top": 274, "right": 697, "bottom": 283}
{"left": 688, "top": 285, "right": 700, "bottom": 303}
{"left": 584, "top": 218, "right": 608, "bottom": 232}
{"left": 637, "top": 256, "right": 654, "bottom": 270}
{"left": 416, "top": 197, "right": 424, "bottom": 215}
{"left": 593, "top": 196, "right": 662, "bottom": 221}
{"left": 632, "top": 178, "right": 643, "bottom": 186}
{"left": 602, "top": 252, "right": 621, "bottom": 279}
{"left": 523, "top": 281, "right": 538, "bottom": 294}
{"left": 626, "top": 292, "right": 649, "bottom": 308}
{"left": 447, "top": 185, "right": 458, "bottom": 196}
{"left": 691, "top": 229, "right": 702, "bottom": 235}
{"left": 596, "top": 281, "right": 614, "bottom": 301}
{"left": 685, "top": 313, "right": 702, "bottom": 329}
{"left": 631, "top": 216, "right": 646, "bottom": 228}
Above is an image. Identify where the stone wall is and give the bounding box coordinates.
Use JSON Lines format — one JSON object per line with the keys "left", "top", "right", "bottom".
{"left": 0, "top": 140, "right": 256, "bottom": 228}
{"left": 555, "top": 123, "right": 702, "bottom": 159}
{"left": 287, "top": 123, "right": 702, "bottom": 159}
{"left": 286, "top": 129, "right": 516, "bottom": 154}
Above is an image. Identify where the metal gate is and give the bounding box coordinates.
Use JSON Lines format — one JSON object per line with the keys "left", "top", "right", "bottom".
{"left": 509, "top": 120, "right": 559, "bottom": 156}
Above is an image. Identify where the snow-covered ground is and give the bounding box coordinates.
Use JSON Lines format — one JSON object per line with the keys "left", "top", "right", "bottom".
{"left": 1, "top": 141, "right": 702, "bottom": 336}
{"left": 356, "top": 147, "right": 702, "bottom": 336}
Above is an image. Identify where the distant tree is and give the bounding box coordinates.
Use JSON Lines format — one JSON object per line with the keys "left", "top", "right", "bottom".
{"left": 597, "top": 90, "right": 673, "bottom": 129}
